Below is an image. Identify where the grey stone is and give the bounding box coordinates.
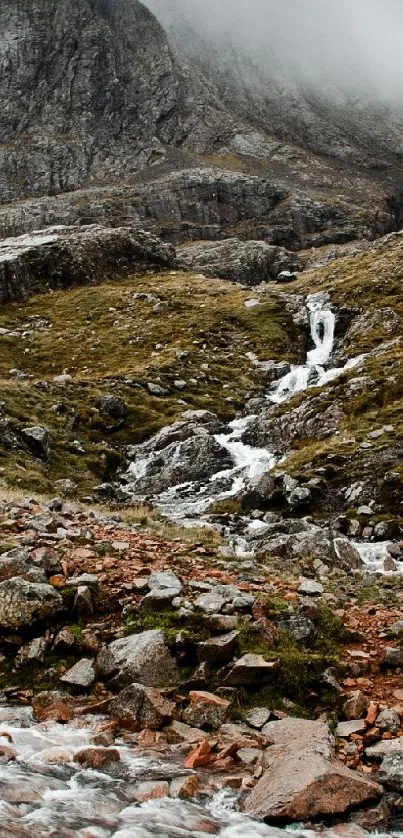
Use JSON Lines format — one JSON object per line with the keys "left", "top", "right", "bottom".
{"left": 245, "top": 707, "right": 271, "bottom": 729}
{"left": 21, "top": 426, "right": 50, "bottom": 459}
{"left": 376, "top": 708, "right": 401, "bottom": 734}
{"left": 109, "top": 683, "right": 175, "bottom": 730}
{"left": 379, "top": 752, "right": 403, "bottom": 791}
{"left": 0, "top": 577, "right": 63, "bottom": 629}
{"left": 60, "top": 659, "right": 95, "bottom": 689}
{"left": 298, "top": 579, "right": 324, "bottom": 596}
{"left": 337, "top": 720, "right": 367, "bottom": 738}
{"left": 96, "top": 630, "right": 179, "bottom": 688}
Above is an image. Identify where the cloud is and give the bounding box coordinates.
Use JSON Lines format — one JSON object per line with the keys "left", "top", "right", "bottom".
{"left": 144, "top": 0, "right": 403, "bottom": 104}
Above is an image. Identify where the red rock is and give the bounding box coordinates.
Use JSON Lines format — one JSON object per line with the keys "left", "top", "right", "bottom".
{"left": 184, "top": 741, "right": 212, "bottom": 769}
{"left": 49, "top": 575, "right": 66, "bottom": 587}
{"left": 214, "top": 757, "right": 234, "bottom": 770}
{"left": 133, "top": 780, "right": 170, "bottom": 802}
{"left": 0, "top": 744, "right": 16, "bottom": 761}
{"left": 170, "top": 775, "right": 199, "bottom": 799}
{"left": 32, "top": 690, "right": 73, "bottom": 722}
{"left": 73, "top": 747, "right": 120, "bottom": 768}
{"left": 366, "top": 701, "right": 379, "bottom": 726}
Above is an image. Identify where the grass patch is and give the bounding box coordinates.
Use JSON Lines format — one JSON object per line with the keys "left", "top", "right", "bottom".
{"left": 0, "top": 271, "right": 297, "bottom": 495}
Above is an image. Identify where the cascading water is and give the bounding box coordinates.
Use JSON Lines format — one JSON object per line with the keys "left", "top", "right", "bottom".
{"left": 268, "top": 295, "right": 336, "bottom": 404}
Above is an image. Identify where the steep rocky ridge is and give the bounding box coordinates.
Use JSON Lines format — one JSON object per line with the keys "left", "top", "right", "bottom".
{"left": 0, "top": 0, "right": 402, "bottom": 253}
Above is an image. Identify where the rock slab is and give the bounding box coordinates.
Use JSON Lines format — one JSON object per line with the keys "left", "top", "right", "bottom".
{"left": 243, "top": 717, "right": 382, "bottom": 822}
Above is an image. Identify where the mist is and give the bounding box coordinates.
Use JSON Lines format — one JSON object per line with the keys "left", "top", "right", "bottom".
{"left": 144, "top": 0, "right": 403, "bottom": 105}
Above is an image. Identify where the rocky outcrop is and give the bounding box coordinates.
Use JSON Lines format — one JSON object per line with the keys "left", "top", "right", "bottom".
{"left": 177, "top": 238, "right": 302, "bottom": 285}
{"left": 0, "top": 225, "right": 175, "bottom": 305}
{"left": 243, "top": 718, "right": 382, "bottom": 822}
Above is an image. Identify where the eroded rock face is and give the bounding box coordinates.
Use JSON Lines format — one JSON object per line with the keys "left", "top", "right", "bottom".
{"left": 177, "top": 238, "right": 302, "bottom": 285}
{"left": 0, "top": 225, "right": 176, "bottom": 305}
{"left": 0, "top": 577, "right": 64, "bottom": 629}
{"left": 244, "top": 718, "right": 382, "bottom": 821}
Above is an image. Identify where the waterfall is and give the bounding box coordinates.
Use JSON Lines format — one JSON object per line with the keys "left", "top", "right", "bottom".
{"left": 269, "top": 294, "right": 336, "bottom": 404}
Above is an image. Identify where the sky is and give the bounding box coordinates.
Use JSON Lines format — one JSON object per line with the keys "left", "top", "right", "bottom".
{"left": 144, "top": 0, "right": 403, "bottom": 104}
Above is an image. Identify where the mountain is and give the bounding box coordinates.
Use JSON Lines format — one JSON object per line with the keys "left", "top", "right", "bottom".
{"left": 1, "top": 0, "right": 403, "bottom": 248}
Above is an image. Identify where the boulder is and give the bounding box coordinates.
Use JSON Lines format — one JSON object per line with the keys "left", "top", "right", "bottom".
{"left": 21, "top": 426, "right": 50, "bottom": 459}
{"left": 109, "top": 683, "right": 175, "bottom": 730}
{"left": 126, "top": 434, "right": 233, "bottom": 495}
{"left": 0, "top": 549, "right": 47, "bottom": 584}
{"left": 379, "top": 752, "right": 403, "bottom": 791}
{"left": 60, "top": 659, "right": 96, "bottom": 690}
{"left": 0, "top": 226, "right": 176, "bottom": 306}
{"left": 73, "top": 747, "right": 120, "bottom": 768}
{"left": 96, "top": 630, "right": 179, "bottom": 688}
{"left": 0, "top": 577, "right": 63, "bottom": 629}
{"left": 244, "top": 718, "right": 382, "bottom": 821}
{"left": 183, "top": 690, "right": 230, "bottom": 730}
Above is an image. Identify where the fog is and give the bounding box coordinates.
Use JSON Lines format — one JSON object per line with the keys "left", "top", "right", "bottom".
{"left": 144, "top": 0, "right": 403, "bottom": 104}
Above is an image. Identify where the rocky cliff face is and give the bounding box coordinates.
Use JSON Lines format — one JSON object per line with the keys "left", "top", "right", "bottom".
{"left": 0, "top": 0, "right": 229, "bottom": 203}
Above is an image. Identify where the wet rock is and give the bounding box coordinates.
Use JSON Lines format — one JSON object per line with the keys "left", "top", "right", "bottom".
{"left": 73, "top": 747, "right": 120, "bottom": 768}
{"left": 244, "top": 717, "right": 382, "bottom": 821}
{"left": 197, "top": 631, "right": 239, "bottom": 665}
{"left": 0, "top": 577, "right": 63, "bottom": 629}
{"left": 96, "top": 630, "right": 179, "bottom": 688}
{"left": 170, "top": 775, "right": 199, "bottom": 799}
{"left": 127, "top": 434, "right": 233, "bottom": 495}
{"left": 21, "top": 426, "right": 50, "bottom": 459}
{"left": 109, "top": 683, "right": 175, "bottom": 730}
{"left": 183, "top": 690, "right": 230, "bottom": 730}
{"left": 60, "top": 658, "right": 96, "bottom": 690}
{"left": 184, "top": 740, "right": 213, "bottom": 768}
{"left": 32, "top": 690, "right": 73, "bottom": 722}
{"left": 333, "top": 538, "right": 363, "bottom": 570}
{"left": 224, "top": 654, "right": 280, "bottom": 686}
{"left": 132, "top": 780, "right": 170, "bottom": 802}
